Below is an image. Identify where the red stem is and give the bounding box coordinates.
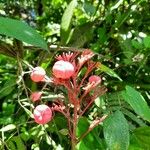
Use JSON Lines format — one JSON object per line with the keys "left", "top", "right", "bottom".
{"left": 71, "top": 105, "right": 78, "bottom": 150}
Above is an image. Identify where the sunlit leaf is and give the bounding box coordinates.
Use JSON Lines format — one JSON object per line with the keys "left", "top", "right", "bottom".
{"left": 98, "top": 64, "right": 122, "bottom": 81}
{"left": 0, "top": 124, "right": 16, "bottom": 132}
{"left": 59, "top": 128, "right": 69, "bottom": 135}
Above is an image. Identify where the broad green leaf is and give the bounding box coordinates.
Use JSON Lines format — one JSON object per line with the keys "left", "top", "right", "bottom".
{"left": 143, "top": 36, "right": 150, "bottom": 48}
{"left": 122, "top": 86, "right": 150, "bottom": 122}
{"left": 129, "top": 127, "right": 150, "bottom": 150}
{"left": 0, "top": 124, "right": 16, "bottom": 132}
{"left": 0, "top": 17, "right": 48, "bottom": 50}
{"left": 60, "top": 0, "right": 77, "bottom": 44}
{"left": 103, "top": 111, "right": 129, "bottom": 150}
{"left": 77, "top": 117, "right": 106, "bottom": 150}
{"left": 98, "top": 64, "right": 122, "bottom": 81}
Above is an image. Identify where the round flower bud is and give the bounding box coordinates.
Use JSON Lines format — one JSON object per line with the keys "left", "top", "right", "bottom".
{"left": 33, "top": 105, "right": 52, "bottom": 124}
{"left": 30, "top": 67, "right": 46, "bottom": 82}
{"left": 52, "top": 60, "right": 74, "bottom": 79}
{"left": 89, "top": 75, "right": 101, "bottom": 83}
{"left": 30, "top": 92, "right": 42, "bottom": 102}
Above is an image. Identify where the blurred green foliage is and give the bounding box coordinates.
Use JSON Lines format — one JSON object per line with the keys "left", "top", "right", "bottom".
{"left": 0, "top": 0, "right": 150, "bottom": 149}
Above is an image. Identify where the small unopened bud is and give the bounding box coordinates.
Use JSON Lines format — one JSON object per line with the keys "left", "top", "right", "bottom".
{"left": 30, "top": 67, "right": 46, "bottom": 82}
{"left": 88, "top": 75, "right": 101, "bottom": 84}
{"left": 33, "top": 105, "right": 52, "bottom": 124}
{"left": 30, "top": 92, "right": 42, "bottom": 102}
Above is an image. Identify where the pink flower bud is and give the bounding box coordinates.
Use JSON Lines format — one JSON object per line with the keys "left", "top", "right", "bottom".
{"left": 52, "top": 60, "right": 74, "bottom": 79}
{"left": 89, "top": 75, "right": 101, "bottom": 83}
{"left": 30, "top": 67, "right": 46, "bottom": 82}
{"left": 33, "top": 105, "right": 52, "bottom": 124}
{"left": 30, "top": 92, "right": 42, "bottom": 102}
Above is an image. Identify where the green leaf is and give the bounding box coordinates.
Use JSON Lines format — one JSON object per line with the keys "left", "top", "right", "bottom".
{"left": 98, "top": 27, "right": 108, "bottom": 44}
{"left": 122, "top": 108, "right": 146, "bottom": 127}
{"left": 0, "top": 124, "right": 16, "bottom": 132}
{"left": 77, "top": 117, "right": 106, "bottom": 150}
{"left": 83, "top": 2, "right": 96, "bottom": 16}
{"left": 0, "top": 17, "right": 48, "bottom": 50}
{"left": 7, "top": 141, "right": 16, "bottom": 150}
{"left": 113, "top": 11, "right": 131, "bottom": 28}
{"left": 94, "top": 96, "right": 106, "bottom": 108}
{"left": 7, "top": 136, "right": 26, "bottom": 150}
{"left": 129, "top": 127, "right": 150, "bottom": 150}
{"left": 0, "top": 79, "right": 16, "bottom": 98}
{"left": 143, "top": 36, "right": 150, "bottom": 48}
{"left": 131, "top": 39, "right": 143, "bottom": 49}
{"left": 122, "top": 86, "right": 150, "bottom": 122}
{"left": 60, "top": 0, "right": 77, "bottom": 44}
{"left": 13, "top": 136, "right": 26, "bottom": 150}
{"left": 59, "top": 128, "right": 69, "bottom": 135}
{"left": 103, "top": 111, "right": 129, "bottom": 150}
{"left": 98, "top": 64, "right": 122, "bottom": 81}
{"left": 68, "top": 22, "right": 94, "bottom": 47}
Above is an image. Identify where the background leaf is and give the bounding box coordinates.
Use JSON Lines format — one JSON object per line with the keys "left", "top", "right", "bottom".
{"left": 0, "top": 17, "right": 48, "bottom": 50}
{"left": 68, "top": 22, "right": 94, "bottom": 47}
{"left": 0, "top": 78, "right": 16, "bottom": 99}
{"left": 122, "top": 86, "right": 150, "bottom": 122}
{"left": 129, "top": 127, "right": 150, "bottom": 150}
{"left": 103, "top": 111, "right": 129, "bottom": 150}
{"left": 98, "top": 64, "right": 122, "bottom": 81}
{"left": 143, "top": 36, "right": 150, "bottom": 48}
{"left": 60, "top": 0, "right": 77, "bottom": 44}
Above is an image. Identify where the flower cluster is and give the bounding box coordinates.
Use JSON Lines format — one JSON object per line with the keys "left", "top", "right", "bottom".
{"left": 28, "top": 49, "right": 107, "bottom": 147}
